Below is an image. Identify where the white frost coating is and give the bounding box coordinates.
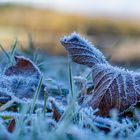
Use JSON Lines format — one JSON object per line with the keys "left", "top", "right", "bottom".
{"left": 0, "top": 56, "right": 45, "bottom": 102}
{"left": 60, "top": 32, "right": 140, "bottom": 116}
{"left": 60, "top": 32, "right": 108, "bottom": 67}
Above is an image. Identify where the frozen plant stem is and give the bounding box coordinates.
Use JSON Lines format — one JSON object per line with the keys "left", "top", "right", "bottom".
{"left": 0, "top": 99, "right": 15, "bottom": 111}
{"left": 68, "top": 55, "right": 73, "bottom": 99}
{"left": 43, "top": 90, "right": 47, "bottom": 116}
{"left": 0, "top": 38, "right": 17, "bottom": 65}
{"left": 30, "top": 75, "right": 43, "bottom": 114}
{"left": 10, "top": 38, "right": 17, "bottom": 64}
{"left": 0, "top": 44, "right": 10, "bottom": 61}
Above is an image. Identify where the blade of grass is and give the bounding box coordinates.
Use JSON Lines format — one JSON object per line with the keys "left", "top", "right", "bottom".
{"left": 0, "top": 99, "right": 15, "bottom": 111}
{"left": 86, "top": 69, "right": 92, "bottom": 79}
{"left": 28, "top": 33, "right": 34, "bottom": 51}
{"left": 0, "top": 44, "right": 10, "bottom": 61}
{"left": 30, "top": 76, "right": 43, "bottom": 114}
{"left": 37, "top": 61, "right": 45, "bottom": 68}
{"left": 0, "top": 38, "right": 17, "bottom": 65}
{"left": 43, "top": 90, "right": 47, "bottom": 116}
{"left": 10, "top": 38, "right": 17, "bottom": 59}
{"left": 33, "top": 48, "right": 39, "bottom": 63}
{"left": 58, "top": 56, "right": 76, "bottom": 123}
{"left": 68, "top": 55, "right": 73, "bottom": 98}
{"left": 59, "top": 56, "right": 77, "bottom": 123}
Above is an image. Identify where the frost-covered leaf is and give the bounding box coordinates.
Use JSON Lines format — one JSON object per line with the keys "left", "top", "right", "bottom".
{"left": 60, "top": 32, "right": 140, "bottom": 116}
{"left": 60, "top": 32, "right": 108, "bottom": 68}
{"left": 0, "top": 56, "right": 46, "bottom": 102}
{"left": 4, "top": 56, "right": 41, "bottom": 78}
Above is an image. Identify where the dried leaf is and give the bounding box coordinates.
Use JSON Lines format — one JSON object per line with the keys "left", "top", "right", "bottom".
{"left": 7, "top": 119, "right": 15, "bottom": 133}
{"left": 0, "top": 56, "right": 45, "bottom": 101}
{"left": 60, "top": 32, "right": 140, "bottom": 116}
{"left": 4, "top": 56, "right": 40, "bottom": 78}
{"left": 49, "top": 98, "right": 63, "bottom": 121}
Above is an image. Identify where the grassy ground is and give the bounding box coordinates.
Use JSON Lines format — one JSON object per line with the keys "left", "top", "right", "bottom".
{"left": 0, "top": 37, "right": 140, "bottom": 140}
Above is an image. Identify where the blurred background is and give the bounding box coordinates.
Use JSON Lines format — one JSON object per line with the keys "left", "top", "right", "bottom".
{"left": 0, "top": 0, "right": 140, "bottom": 67}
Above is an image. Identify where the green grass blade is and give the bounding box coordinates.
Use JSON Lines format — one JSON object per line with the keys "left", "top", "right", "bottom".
{"left": 30, "top": 76, "right": 43, "bottom": 114}
{"left": 0, "top": 44, "right": 10, "bottom": 61}
{"left": 86, "top": 69, "right": 92, "bottom": 79}
{"left": 43, "top": 90, "right": 47, "bottom": 116}
{"left": 0, "top": 99, "right": 15, "bottom": 111}
{"left": 68, "top": 55, "right": 73, "bottom": 98}
{"left": 10, "top": 38, "right": 17, "bottom": 58}
{"left": 28, "top": 33, "right": 34, "bottom": 51}
{"left": 33, "top": 48, "right": 39, "bottom": 63}
{"left": 58, "top": 56, "right": 75, "bottom": 123}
